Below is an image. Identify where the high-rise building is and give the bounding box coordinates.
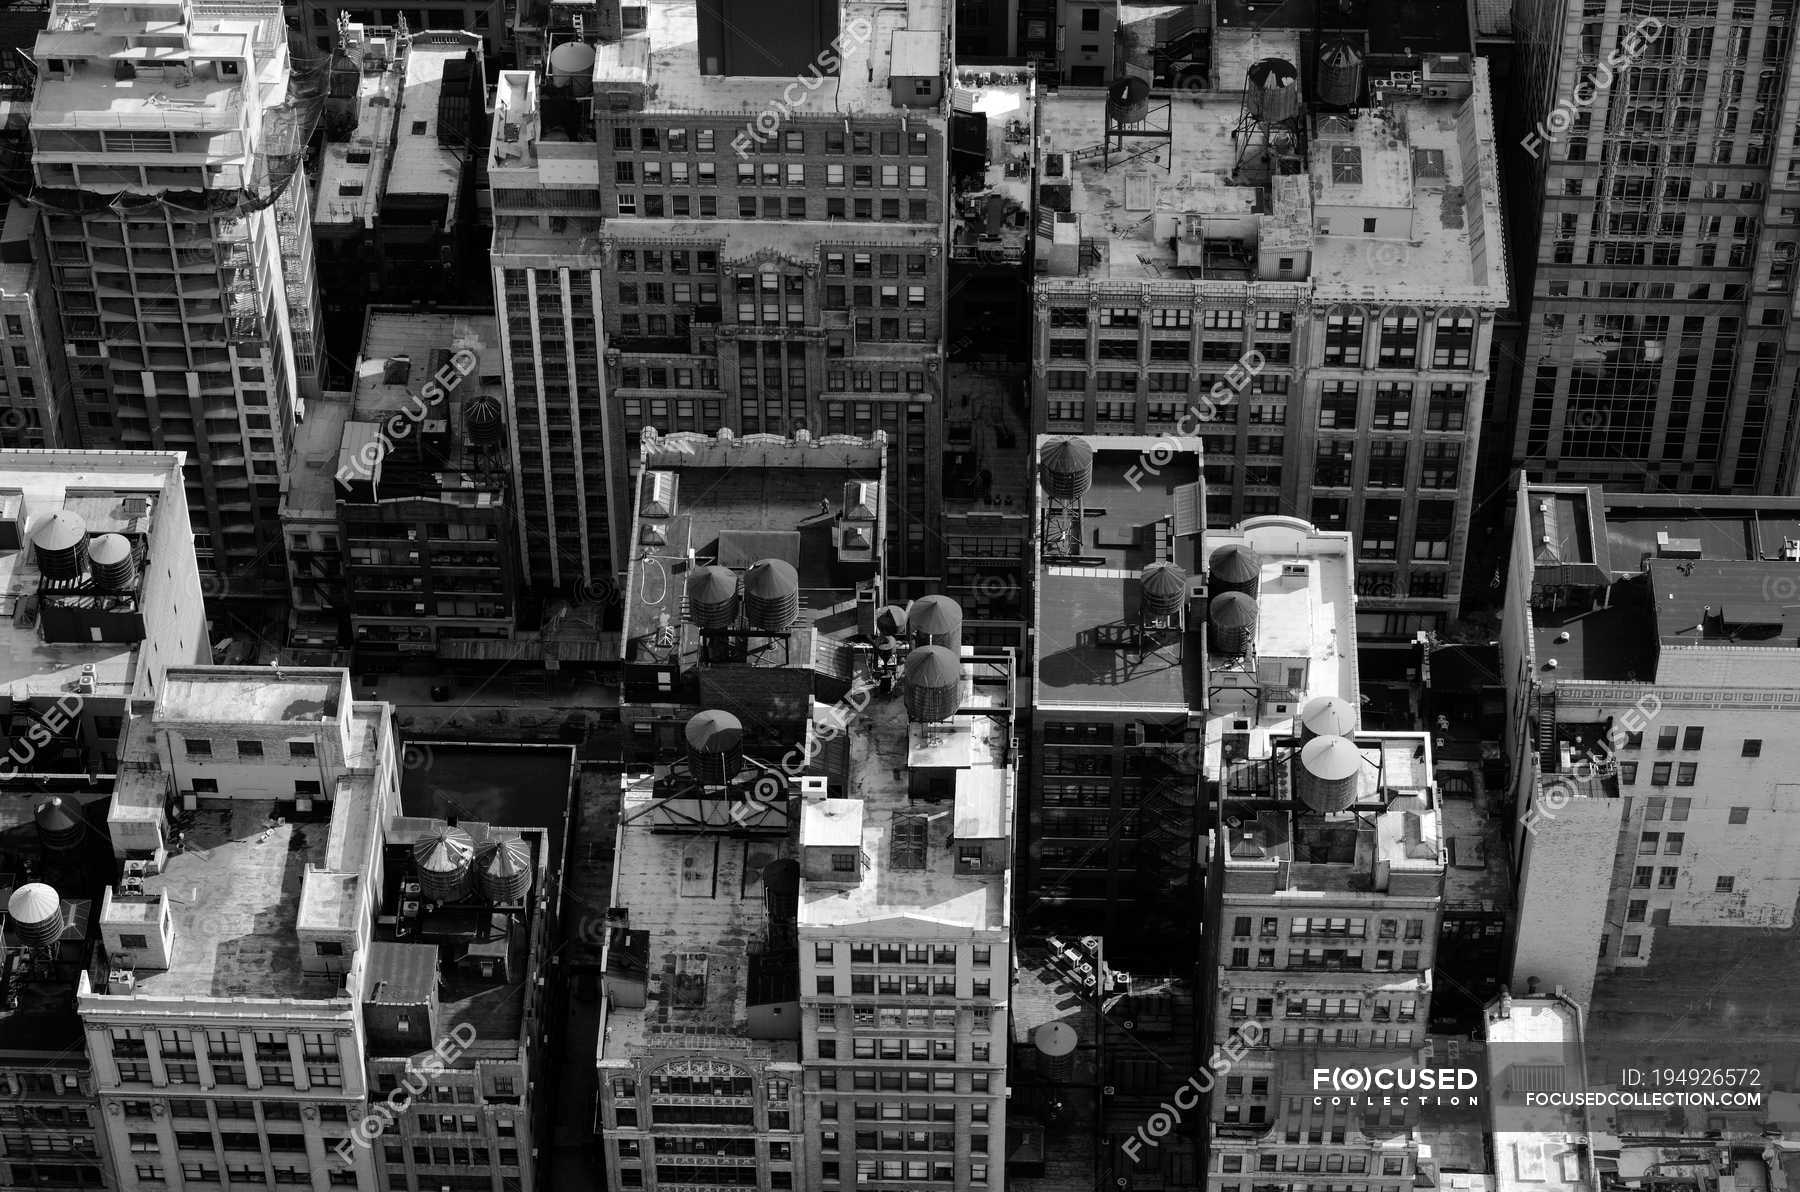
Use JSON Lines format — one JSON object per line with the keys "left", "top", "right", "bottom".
{"left": 0, "top": 203, "right": 79, "bottom": 449}
{"left": 313, "top": 24, "right": 485, "bottom": 390}
{"left": 1500, "top": 478, "right": 1800, "bottom": 1022}
{"left": 488, "top": 67, "right": 609, "bottom": 595}
{"left": 1505, "top": 0, "right": 1800, "bottom": 493}
{"left": 278, "top": 308, "right": 517, "bottom": 666}
{"left": 795, "top": 646, "right": 1016, "bottom": 1192}
{"left": 29, "top": 0, "right": 323, "bottom": 593}
{"left": 1204, "top": 675, "right": 1443, "bottom": 1192}
{"left": 83, "top": 667, "right": 395, "bottom": 1192}
{"left": 1026, "top": 434, "right": 1205, "bottom": 952}
{"left": 1030, "top": 16, "right": 1506, "bottom": 640}
{"left": 1198, "top": 517, "right": 1444, "bottom": 1190}
{"left": 492, "top": 0, "right": 951, "bottom": 596}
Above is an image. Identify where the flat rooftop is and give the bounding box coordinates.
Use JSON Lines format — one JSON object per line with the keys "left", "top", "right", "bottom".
{"left": 155, "top": 668, "right": 345, "bottom": 723}
{"left": 1008, "top": 944, "right": 1102, "bottom": 1192}
{"left": 604, "top": 778, "right": 798, "bottom": 1061}
{"left": 1202, "top": 520, "right": 1359, "bottom": 727}
{"left": 0, "top": 811, "right": 109, "bottom": 1055}
{"left": 386, "top": 34, "right": 472, "bottom": 215}
{"left": 1224, "top": 733, "right": 1443, "bottom": 893}
{"left": 352, "top": 308, "right": 499, "bottom": 421}
{"left": 0, "top": 451, "right": 184, "bottom": 697}
{"left": 624, "top": 431, "right": 885, "bottom": 656}
{"left": 282, "top": 395, "right": 353, "bottom": 518}
{"left": 1484, "top": 997, "right": 1592, "bottom": 1192}
{"left": 315, "top": 26, "right": 401, "bottom": 227}
{"left": 1034, "top": 439, "right": 1203, "bottom": 712}
{"left": 630, "top": 0, "right": 944, "bottom": 115}
{"left": 949, "top": 70, "right": 1033, "bottom": 263}
{"left": 798, "top": 681, "right": 1012, "bottom": 932}
{"left": 103, "top": 687, "right": 387, "bottom": 1001}
{"left": 1437, "top": 759, "right": 1510, "bottom": 910}
{"left": 1036, "top": 57, "right": 1506, "bottom": 306}
{"left": 1210, "top": 0, "right": 1471, "bottom": 51}
{"left": 30, "top": 4, "right": 276, "bottom": 137}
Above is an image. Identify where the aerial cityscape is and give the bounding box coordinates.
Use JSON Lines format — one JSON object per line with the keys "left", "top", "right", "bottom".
{"left": 0, "top": 0, "right": 1786, "bottom": 1188}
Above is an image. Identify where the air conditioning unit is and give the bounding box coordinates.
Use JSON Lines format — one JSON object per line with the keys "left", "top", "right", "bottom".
{"left": 1281, "top": 562, "right": 1310, "bottom": 577}
{"left": 182, "top": 794, "right": 198, "bottom": 811}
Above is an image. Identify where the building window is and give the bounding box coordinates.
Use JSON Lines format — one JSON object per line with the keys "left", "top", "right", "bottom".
{"left": 1716, "top": 876, "right": 1735, "bottom": 893}
{"left": 1743, "top": 739, "right": 1762, "bottom": 756}
{"left": 1729, "top": 806, "right": 1750, "bottom": 823}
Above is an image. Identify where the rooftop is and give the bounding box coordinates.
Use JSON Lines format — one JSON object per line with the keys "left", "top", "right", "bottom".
{"left": 1201, "top": 518, "right": 1359, "bottom": 727}
{"left": 155, "top": 668, "right": 345, "bottom": 723}
{"left": 0, "top": 807, "right": 110, "bottom": 1056}
{"left": 603, "top": 777, "right": 799, "bottom": 1062}
{"left": 397, "top": 742, "right": 578, "bottom": 876}
{"left": 385, "top": 34, "right": 474, "bottom": 214}
{"left": 1033, "top": 437, "right": 1203, "bottom": 712}
{"left": 1035, "top": 54, "right": 1506, "bottom": 306}
{"left": 623, "top": 0, "right": 945, "bottom": 115}
{"left": 1222, "top": 732, "right": 1444, "bottom": 895}
{"left": 623, "top": 430, "right": 886, "bottom": 663}
{"left": 1436, "top": 759, "right": 1510, "bottom": 910}
{"left": 30, "top": 1, "right": 278, "bottom": 139}
{"left": 798, "top": 674, "right": 1013, "bottom": 933}
{"left": 370, "top": 817, "right": 548, "bottom": 1050}
{"left": 315, "top": 24, "right": 401, "bottom": 227}
{"left": 948, "top": 69, "right": 1034, "bottom": 266}
{"left": 1208, "top": 0, "right": 1471, "bottom": 52}
{"left": 98, "top": 672, "right": 388, "bottom": 1002}
{"left": 0, "top": 450, "right": 187, "bottom": 698}
{"left": 1482, "top": 996, "right": 1594, "bottom": 1192}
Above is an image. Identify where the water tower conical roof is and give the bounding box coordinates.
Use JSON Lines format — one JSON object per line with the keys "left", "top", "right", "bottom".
{"left": 908, "top": 595, "right": 963, "bottom": 636}
{"left": 684, "top": 709, "right": 744, "bottom": 754}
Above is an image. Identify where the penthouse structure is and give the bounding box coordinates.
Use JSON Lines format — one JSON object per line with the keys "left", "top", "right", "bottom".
{"left": 1204, "top": 709, "right": 1443, "bottom": 1192}
{"left": 314, "top": 24, "right": 485, "bottom": 388}
{"left": 617, "top": 429, "right": 889, "bottom": 770}
{"left": 82, "top": 667, "right": 396, "bottom": 1192}
{"left": 492, "top": 0, "right": 951, "bottom": 594}
{"left": 281, "top": 308, "right": 514, "bottom": 667}
{"left": 1029, "top": 18, "right": 1506, "bottom": 639}
{"left": 1501, "top": 479, "right": 1800, "bottom": 1037}
{"left": 29, "top": 0, "right": 323, "bottom": 591}
{"left": 795, "top": 645, "right": 1016, "bottom": 1192}
{"left": 1026, "top": 435, "right": 1205, "bottom": 955}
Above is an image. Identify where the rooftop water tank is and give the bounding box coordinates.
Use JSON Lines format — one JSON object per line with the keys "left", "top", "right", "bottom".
{"left": 1245, "top": 58, "right": 1302, "bottom": 123}
{"left": 1316, "top": 39, "right": 1364, "bottom": 108}
{"left": 34, "top": 797, "right": 83, "bottom": 853}
{"left": 1300, "top": 695, "right": 1358, "bottom": 741}
{"left": 8, "top": 883, "right": 62, "bottom": 948}
{"left": 464, "top": 394, "right": 506, "bottom": 447}
{"left": 477, "top": 836, "right": 533, "bottom": 905}
{"left": 413, "top": 825, "right": 475, "bottom": 904}
{"left": 548, "top": 40, "right": 596, "bottom": 95}
{"left": 908, "top": 595, "right": 963, "bottom": 652}
{"left": 687, "top": 565, "right": 740, "bottom": 628}
{"left": 87, "top": 534, "right": 136, "bottom": 594}
{"left": 31, "top": 510, "right": 87, "bottom": 580}
{"left": 902, "top": 645, "right": 961, "bottom": 723}
{"left": 1208, "top": 544, "right": 1262, "bottom": 599}
{"left": 1040, "top": 438, "right": 1095, "bottom": 502}
{"left": 874, "top": 604, "right": 909, "bottom": 637}
{"left": 1107, "top": 75, "right": 1151, "bottom": 124}
{"left": 1139, "top": 562, "right": 1189, "bottom": 620}
{"left": 1296, "top": 734, "right": 1362, "bottom": 813}
{"left": 1208, "top": 591, "right": 1257, "bottom": 656}
{"left": 743, "top": 559, "right": 800, "bottom": 632}
{"left": 685, "top": 709, "right": 745, "bottom": 785}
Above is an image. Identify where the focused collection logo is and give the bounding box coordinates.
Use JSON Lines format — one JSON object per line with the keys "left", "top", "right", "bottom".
{"left": 1311, "top": 1066, "right": 1482, "bottom": 1106}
